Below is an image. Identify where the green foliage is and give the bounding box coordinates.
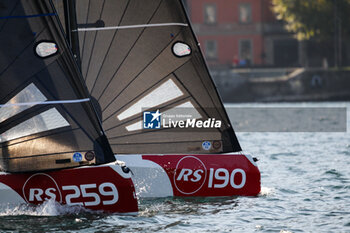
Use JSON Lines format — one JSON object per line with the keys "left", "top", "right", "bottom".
{"left": 272, "top": 0, "right": 350, "bottom": 40}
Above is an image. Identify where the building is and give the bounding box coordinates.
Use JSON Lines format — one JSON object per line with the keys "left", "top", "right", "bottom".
{"left": 185, "top": 0, "right": 299, "bottom": 68}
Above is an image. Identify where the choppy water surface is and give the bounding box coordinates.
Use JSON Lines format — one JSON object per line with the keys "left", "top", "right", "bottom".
{"left": 1, "top": 102, "right": 349, "bottom": 233}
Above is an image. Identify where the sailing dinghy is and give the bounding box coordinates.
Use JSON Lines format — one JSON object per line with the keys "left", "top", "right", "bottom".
{"left": 0, "top": 0, "right": 260, "bottom": 213}
{"left": 69, "top": 0, "right": 261, "bottom": 198}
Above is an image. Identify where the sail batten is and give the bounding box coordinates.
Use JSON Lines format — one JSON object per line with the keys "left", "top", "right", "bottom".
{"left": 0, "top": 98, "right": 90, "bottom": 107}
{"left": 75, "top": 22, "right": 189, "bottom": 32}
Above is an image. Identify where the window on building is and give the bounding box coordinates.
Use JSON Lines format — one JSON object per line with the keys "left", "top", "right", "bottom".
{"left": 204, "top": 4, "right": 216, "bottom": 24}
{"left": 239, "top": 3, "right": 252, "bottom": 23}
{"left": 239, "top": 40, "right": 252, "bottom": 66}
{"left": 205, "top": 40, "right": 217, "bottom": 59}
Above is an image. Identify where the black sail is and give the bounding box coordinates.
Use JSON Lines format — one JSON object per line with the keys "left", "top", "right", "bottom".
{"left": 0, "top": 0, "right": 115, "bottom": 172}
{"left": 74, "top": 0, "right": 242, "bottom": 154}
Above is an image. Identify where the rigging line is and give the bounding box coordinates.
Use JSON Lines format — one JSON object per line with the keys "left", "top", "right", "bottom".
{"left": 0, "top": 13, "right": 56, "bottom": 20}
{"left": 81, "top": 0, "right": 91, "bottom": 73}
{"left": 102, "top": 59, "right": 192, "bottom": 125}
{"left": 95, "top": 0, "right": 163, "bottom": 101}
{"left": 89, "top": 0, "right": 131, "bottom": 94}
{"left": 101, "top": 27, "right": 184, "bottom": 114}
{"left": 82, "top": 0, "right": 106, "bottom": 80}
{"left": 75, "top": 23, "right": 188, "bottom": 31}
{"left": 0, "top": 98, "right": 90, "bottom": 108}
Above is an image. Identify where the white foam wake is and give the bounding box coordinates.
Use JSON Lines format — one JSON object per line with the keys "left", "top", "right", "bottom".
{"left": 0, "top": 199, "right": 90, "bottom": 216}
{"left": 259, "top": 186, "right": 275, "bottom": 196}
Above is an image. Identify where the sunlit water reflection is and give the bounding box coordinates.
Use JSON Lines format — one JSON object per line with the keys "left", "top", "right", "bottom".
{"left": 0, "top": 102, "right": 349, "bottom": 233}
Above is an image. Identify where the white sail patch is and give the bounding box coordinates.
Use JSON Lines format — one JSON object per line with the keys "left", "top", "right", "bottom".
{"left": 172, "top": 42, "right": 191, "bottom": 57}
{"left": 125, "top": 121, "right": 143, "bottom": 132}
{"left": 0, "top": 108, "right": 69, "bottom": 142}
{"left": 117, "top": 79, "right": 184, "bottom": 121}
{"left": 0, "top": 83, "right": 46, "bottom": 123}
{"left": 35, "top": 42, "right": 58, "bottom": 58}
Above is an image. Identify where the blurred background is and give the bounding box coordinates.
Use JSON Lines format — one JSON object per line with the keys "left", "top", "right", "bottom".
{"left": 184, "top": 0, "right": 350, "bottom": 102}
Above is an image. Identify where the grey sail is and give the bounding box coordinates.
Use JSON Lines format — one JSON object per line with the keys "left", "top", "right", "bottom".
{"left": 0, "top": 0, "right": 115, "bottom": 172}
{"left": 72, "top": 0, "right": 242, "bottom": 154}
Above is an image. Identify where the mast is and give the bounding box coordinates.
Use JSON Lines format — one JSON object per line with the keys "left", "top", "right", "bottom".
{"left": 63, "top": 0, "right": 81, "bottom": 69}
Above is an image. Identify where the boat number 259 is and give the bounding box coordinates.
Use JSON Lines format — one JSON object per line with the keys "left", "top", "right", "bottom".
{"left": 29, "top": 182, "right": 118, "bottom": 206}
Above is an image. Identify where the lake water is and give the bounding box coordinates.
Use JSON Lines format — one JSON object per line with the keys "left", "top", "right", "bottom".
{"left": 0, "top": 102, "right": 349, "bottom": 233}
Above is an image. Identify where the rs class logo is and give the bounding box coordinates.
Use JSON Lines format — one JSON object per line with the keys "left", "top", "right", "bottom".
{"left": 22, "top": 173, "right": 119, "bottom": 207}
{"left": 174, "top": 156, "right": 247, "bottom": 195}
{"left": 22, "top": 173, "right": 62, "bottom": 204}
{"left": 174, "top": 156, "right": 207, "bottom": 195}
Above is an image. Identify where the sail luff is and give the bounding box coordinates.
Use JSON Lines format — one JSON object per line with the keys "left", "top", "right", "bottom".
{"left": 178, "top": 1, "right": 242, "bottom": 152}
{"left": 51, "top": 0, "right": 115, "bottom": 162}
{"left": 62, "top": 0, "right": 81, "bottom": 69}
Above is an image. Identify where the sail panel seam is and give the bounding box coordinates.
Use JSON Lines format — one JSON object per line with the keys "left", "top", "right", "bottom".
{"left": 0, "top": 98, "right": 90, "bottom": 107}
{"left": 75, "top": 23, "right": 188, "bottom": 31}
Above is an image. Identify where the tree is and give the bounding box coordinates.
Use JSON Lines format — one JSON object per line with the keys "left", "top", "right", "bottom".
{"left": 272, "top": 0, "right": 350, "bottom": 40}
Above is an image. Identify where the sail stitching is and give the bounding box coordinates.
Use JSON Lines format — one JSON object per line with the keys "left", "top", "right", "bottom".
{"left": 82, "top": 0, "right": 106, "bottom": 79}
{"left": 102, "top": 59, "right": 192, "bottom": 126}
{"left": 95, "top": 0, "right": 163, "bottom": 101}
{"left": 36, "top": 74, "right": 96, "bottom": 144}
{"left": 172, "top": 72, "right": 223, "bottom": 134}
{"left": 75, "top": 23, "right": 189, "bottom": 32}
{"left": 0, "top": 58, "right": 55, "bottom": 104}
{"left": 189, "top": 57, "right": 228, "bottom": 128}
{"left": 101, "top": 27, "right": 184, "bottom": 115}
{"left": 0, "top": 28, "right": 45, "bottom": 77}
{"left": 88, "top": 0, "right": 131, "bottom": 93}
{"left": 2, "top": 150, "right": 90, "bottom": 160}
{"left": 0, "top": 127, "right": 79, "bottom": 148}
{"left": 0, "top": 98, "right": 90, "bottom": 108}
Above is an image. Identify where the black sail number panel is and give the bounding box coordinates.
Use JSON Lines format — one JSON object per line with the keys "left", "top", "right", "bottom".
{"left": 75, "top": 0, "right": 242, "bottom": 154}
